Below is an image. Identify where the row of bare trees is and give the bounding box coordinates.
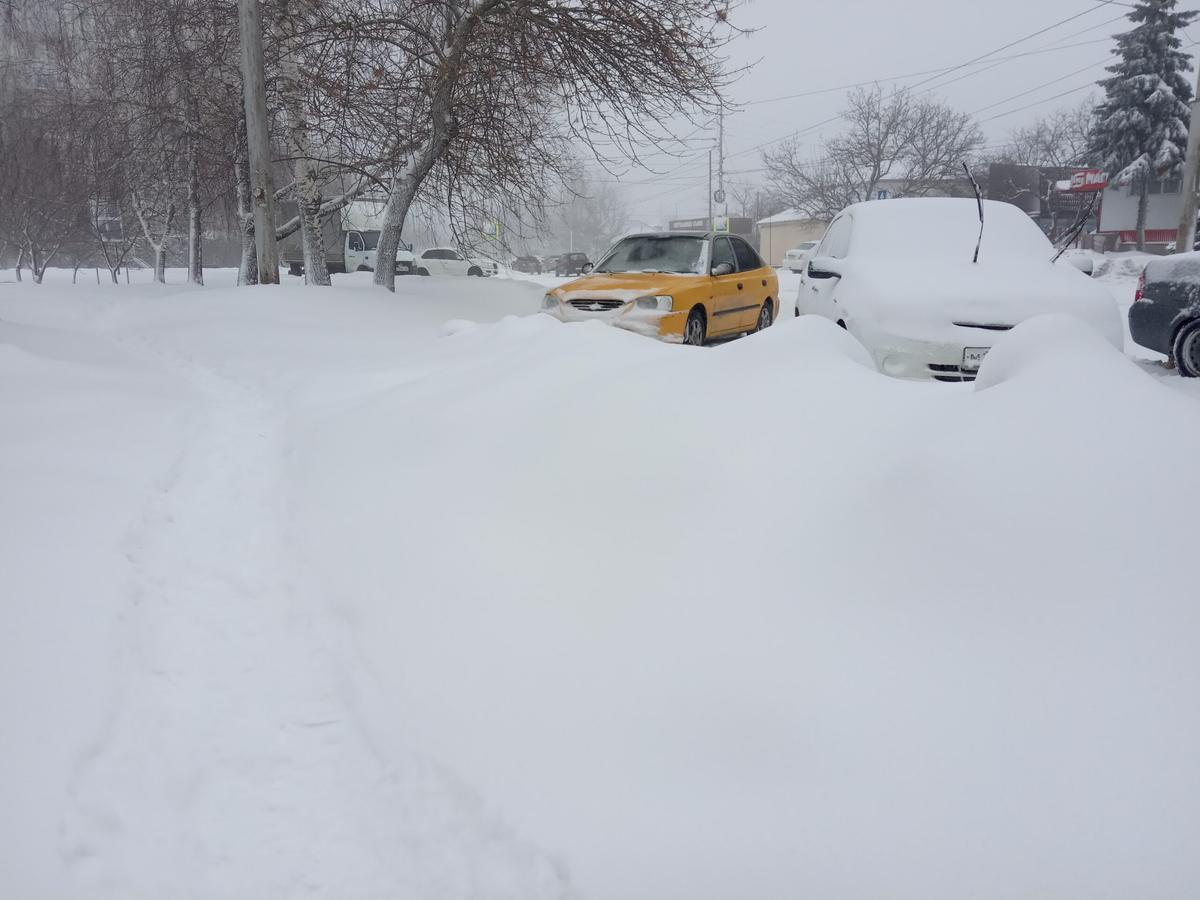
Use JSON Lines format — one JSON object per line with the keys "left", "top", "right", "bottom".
{"left": 1, "top": 0, "right": 737, "bottom": 288}
{"left": 757, "top": 87, "right": 1101, "bottom": 227}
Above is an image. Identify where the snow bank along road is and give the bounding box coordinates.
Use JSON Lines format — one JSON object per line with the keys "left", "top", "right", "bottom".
{"left": 2, "top": 268, "right": 1198, "bottom": 900}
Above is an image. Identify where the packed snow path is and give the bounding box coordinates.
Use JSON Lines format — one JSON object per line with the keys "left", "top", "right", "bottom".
{"left": 1, "top": 274, "right": 566, "bottom": 900}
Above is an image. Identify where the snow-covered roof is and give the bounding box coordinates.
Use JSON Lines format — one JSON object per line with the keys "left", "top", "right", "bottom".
{"left": 756, "top": 208, "right": 818, "bottom": 226}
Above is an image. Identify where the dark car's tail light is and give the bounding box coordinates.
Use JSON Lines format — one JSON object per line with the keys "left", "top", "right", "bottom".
{"left": 1135, "top": 269, "right": 1146, "bottom": 301}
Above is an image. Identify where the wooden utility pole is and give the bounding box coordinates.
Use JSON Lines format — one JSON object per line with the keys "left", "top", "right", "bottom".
{"left": 1174, "top": 64, "right": 1200, "bottom": 254}
{"left": 238, "top": 0, "right": 279, "bottom": 283}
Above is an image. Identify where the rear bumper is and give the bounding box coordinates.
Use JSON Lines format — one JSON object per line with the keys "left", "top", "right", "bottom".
{"left": 1128, "top": 300, "right": 1182, "bottom": 356}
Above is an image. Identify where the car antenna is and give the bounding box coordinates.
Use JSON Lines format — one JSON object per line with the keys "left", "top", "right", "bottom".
{"left": 1050, "top": 192, "right": 1099, "bottom": 265}
{"left": 962, "top": 162, "right": 984, "bottom": 264}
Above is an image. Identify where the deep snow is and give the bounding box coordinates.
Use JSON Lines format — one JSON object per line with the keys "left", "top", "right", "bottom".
{"left": 2, "top": 266, "right": 1198, "bottom": 900}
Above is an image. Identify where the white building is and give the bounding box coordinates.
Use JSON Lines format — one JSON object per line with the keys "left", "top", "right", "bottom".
{"left": 1095, "top": 174, "right": 1184, "bottom": 250}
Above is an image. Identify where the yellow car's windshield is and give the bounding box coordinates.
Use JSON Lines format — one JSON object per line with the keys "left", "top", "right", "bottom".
{"left": 594, "top": 235, "right": 706, "bottom": 275}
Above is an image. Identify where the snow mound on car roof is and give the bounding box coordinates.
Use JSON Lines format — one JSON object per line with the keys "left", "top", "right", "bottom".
{"left": 846, "top": 197, "right": 1053, "bottom": 260}
{"left": 974, "top": 314, "right": 1135, "bottom": 391}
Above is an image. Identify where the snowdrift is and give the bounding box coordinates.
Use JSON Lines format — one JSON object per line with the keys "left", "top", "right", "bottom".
{"left": 3, "top": 275, "right": 1199, "bottom": 900}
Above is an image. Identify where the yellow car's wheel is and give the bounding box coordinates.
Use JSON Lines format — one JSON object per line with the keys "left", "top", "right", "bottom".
{"left": 684, "top": 308, "right": 706, "bottom": 347}
{"left": 754, "top": 301, "right": 773, "bottom": 332}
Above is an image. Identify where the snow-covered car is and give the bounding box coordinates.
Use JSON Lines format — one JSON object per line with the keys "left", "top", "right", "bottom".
{"left": 782, "top": 241, "right": 818, "bottom": 273}
{"left": 1128, "top": 251, "right": 1200, "bottom": 376}
{"left": 1057, "top": 248, "right": 1103, "bottom": 276}
{"left": 795, "top": 198, "right": 1122, "bottom": 382}
{"left": 414, "top": 248, "right": 491, "bottom": 277}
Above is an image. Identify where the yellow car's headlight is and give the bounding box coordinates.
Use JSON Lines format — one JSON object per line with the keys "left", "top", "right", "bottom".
{"left": 634, "top": 295, "right": 673, "bottom": 311}
{"left": 541, "top": 293, "right": 560, "bottom": 310}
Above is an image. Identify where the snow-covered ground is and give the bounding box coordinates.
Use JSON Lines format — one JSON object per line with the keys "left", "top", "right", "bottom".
{"left": 2, "top": 266, "right": 1198, "bottom": 900}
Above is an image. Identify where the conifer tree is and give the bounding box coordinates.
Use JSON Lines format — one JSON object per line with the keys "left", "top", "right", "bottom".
{"left": 1089, "top": 0, "right": 1198, "bottom": 250}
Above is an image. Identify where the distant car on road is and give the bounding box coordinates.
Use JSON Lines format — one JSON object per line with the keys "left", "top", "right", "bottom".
{"left": 414, "top": 248, "right": 492, "bottom": 277}
{"left": 555, "top": 252, "right": 592, "bottom": 277}
{"left": 512, "top": 256, "right": 542, "bottom": 274}
{"left": 1129, "top": 251, "right": 1200, "bottom": 376}
{"left": 782, "top": 241, "right": 819, "bottom": 273}
{"left": 796, "top": 198, "right": 1122, "bottom": 382}
{"left": 540, "top": 231, "right": 779, "bottom": 346}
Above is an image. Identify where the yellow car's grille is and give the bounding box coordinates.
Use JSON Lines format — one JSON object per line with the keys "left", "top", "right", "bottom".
{"left": 568, "top": 299, "right": 624, "bottom": 312}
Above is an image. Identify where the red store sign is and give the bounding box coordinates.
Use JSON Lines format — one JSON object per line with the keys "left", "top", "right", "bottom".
{"left": 1067, "top": 169, "right": 1109, "bottom": 192}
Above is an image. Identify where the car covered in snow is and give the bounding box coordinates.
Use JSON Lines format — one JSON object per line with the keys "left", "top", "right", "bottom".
{"left": 541, "top": 232, "right": 779, "bottom": 345}
{"left": 795, "top": 198, "right": 1122, "bottom": 382}
{"left": 1128, "top": 251, "right": 1200, "bottom": 376}
{"left": 782, "top": 241, "right": 819, "bottom": 273}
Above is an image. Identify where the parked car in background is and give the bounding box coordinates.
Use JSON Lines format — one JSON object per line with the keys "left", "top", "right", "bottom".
{"left": 1129, "top": 251, "right": 1200, "bottom": 376}
{"left": 414, "top": 248, "right": 492, "bottom": 277}
{"left": 542, "top": 255, "right": 560, "bottom": 273}
{"left": 555, "top": 252, "right": 593, "bottom": 277}
{"left": 512, "top": 256, "right": 542, "bottom": 274}
{"left": 1057, "top": 248, "right": 1103, "bottom": 276}
{"left": 796, "top": 198, "right": 1122, "bottom": 382}
{"left": 541, "top": 231, "right": 779, "bottom": 346}
{"left": 782, "top": 241, "right": 819, "bottom": 273}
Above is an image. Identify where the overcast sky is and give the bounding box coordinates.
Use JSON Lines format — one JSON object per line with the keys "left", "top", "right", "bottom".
{"left": 610, "top": 0, "right": 1200, "bottom": 227}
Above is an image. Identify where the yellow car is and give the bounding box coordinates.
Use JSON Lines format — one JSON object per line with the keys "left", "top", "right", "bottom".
{"left": 540, "top": 232, "right": 780, "bottom": 345}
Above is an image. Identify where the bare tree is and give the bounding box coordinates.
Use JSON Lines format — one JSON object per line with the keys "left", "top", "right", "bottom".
{"left": 343, "top": 0, "right": 736, "bottom": 292}
{"left": 764, "top": 86, "right": 984, "bottom": 220}
{"left": 1002, "top": 101, "right": 1095, "bottom": 168}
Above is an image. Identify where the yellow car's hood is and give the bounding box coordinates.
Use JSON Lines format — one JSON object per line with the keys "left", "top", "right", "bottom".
{"left": 552, "top": 271, "right": 702, "bottom": 297}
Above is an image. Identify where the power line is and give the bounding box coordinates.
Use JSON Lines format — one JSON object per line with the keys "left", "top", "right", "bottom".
{"left": 901, "top": 1, "right": 1122, "bottom": 94}
{"left": 740, "top": 37, "right": 1113, "bottom": 109}
{"left": 713, "top": 2, "right": 1126, "bottom": 168}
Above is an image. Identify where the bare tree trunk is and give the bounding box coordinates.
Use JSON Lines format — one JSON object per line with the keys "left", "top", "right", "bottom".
{"left": 14, "top": 247, "right": 23, "bottom": 282}
{"left": 234, "top": 128, "right": 259, "bottom": 285}
{"left": 375, "top": 141, "right": 438, "bottom": 292}
{"left": 277, "top": 0, "right": 328, "bottom": 286}
{"left": 374, "top": 171, "right": 419, "bottom": 293}
{"left": 185, "top": 93, "right": 204, "bottom": 286}
{"left": 133, "top": 191, "right": 174, "bottom": 284}
{"left": 1136, "top": 180, "right": 1148, "bottom": 252}
{"left": 238, "top": 0, "right": 280, "bottom": 284}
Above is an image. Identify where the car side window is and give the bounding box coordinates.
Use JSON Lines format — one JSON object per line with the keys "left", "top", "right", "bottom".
{"left": 819, "top": 216, "right": 853, "bottom": 259}
{"left": 711, "top": 237, "right": 736, "bottom": 272}
{"left": 448, "top": 250, "right": 463, "bottom": 261}
{"left": 348, "top": 232, "right": 365, "bottom": 252}
{"left": 730, "top": 237, "right": 764, "bottom": 272}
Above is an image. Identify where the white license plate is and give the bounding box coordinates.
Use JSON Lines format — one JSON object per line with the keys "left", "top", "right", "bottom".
{"left": 962, "top": 347, "right": 990, "bottom": 371}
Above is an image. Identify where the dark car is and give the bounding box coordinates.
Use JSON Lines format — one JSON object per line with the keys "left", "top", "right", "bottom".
{"left": 511, "top": 255, "right": 542, "bottom": 274}
{"left": 555, "top": 252, "right": 592, "bottom": 277}
{"left": 1129, "top": 252, "right": 1200, "bottom": 376}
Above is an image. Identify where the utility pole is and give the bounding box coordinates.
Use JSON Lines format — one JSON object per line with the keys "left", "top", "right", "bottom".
{"left": 1175, "top": 63, "right": 1200, "bottom": 254}
{"left": 707, "top": 149, "right": 713, "bottom": 230}
{"left": 238, "top": 0, "right": 279, "bottom": 284}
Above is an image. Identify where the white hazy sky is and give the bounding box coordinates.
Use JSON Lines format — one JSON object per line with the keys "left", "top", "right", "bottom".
{"left": 613, "top": 0, "right": 1200, "bottom": 226}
